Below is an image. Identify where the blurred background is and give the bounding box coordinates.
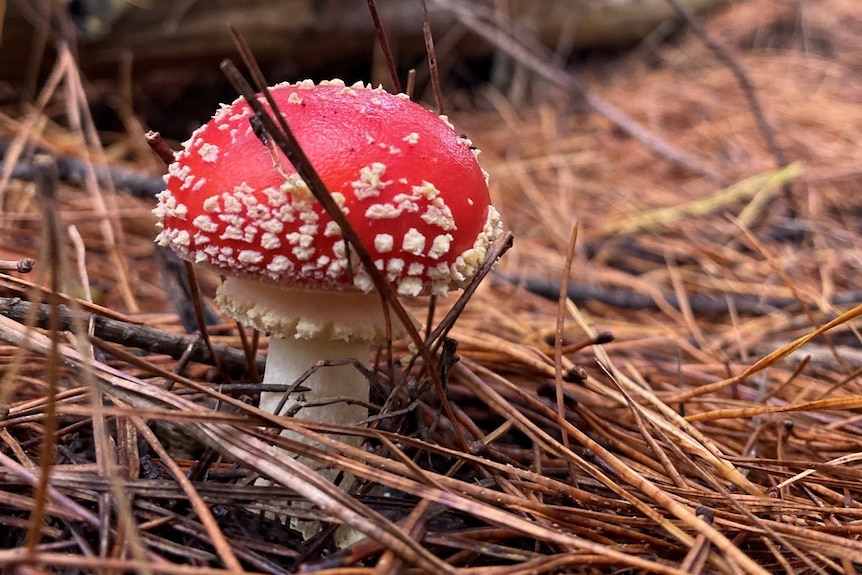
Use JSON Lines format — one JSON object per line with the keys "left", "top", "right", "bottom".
{"left": 2, "top": 0, "right": 724, "bottom": 137}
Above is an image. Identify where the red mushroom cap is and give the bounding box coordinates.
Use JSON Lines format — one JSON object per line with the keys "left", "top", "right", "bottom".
{"left": 155, "top": 79, "right": 502, "bottom": 297}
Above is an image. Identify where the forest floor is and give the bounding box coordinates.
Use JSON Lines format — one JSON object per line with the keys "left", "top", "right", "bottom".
{"left": 1, "top": 0, "right": 861, "bottom": 573}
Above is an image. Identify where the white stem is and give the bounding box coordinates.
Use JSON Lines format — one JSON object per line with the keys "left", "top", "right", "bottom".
{"left": 259, "top": 336, "right": 370, "bottom": 545}
{"left": 214, "top": 277, "right": 417, "bottom": 544}
{"left": 259, "top": 336, "right": 369, "bottom": 449}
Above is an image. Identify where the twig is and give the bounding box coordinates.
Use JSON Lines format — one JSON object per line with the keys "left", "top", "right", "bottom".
{"left": 2, "top": 146, "right": 165, "bottom": 199}
{"left": 365, "top": 0, "right": 401, "bottom": 92}
{"left": 498, "top": 273, "right": 862, "bottom": 316}
{"left": 183, "top": 260, "right": 230, "bottom": 382}
{"left": 0, "top": 296, "right": 262, "bottom": 376}
{"left": 67, "top": 224, "right": 98, "bottom": 363}
{"left": 145, "top": 131, "right": 224, "bottom": 337}
{"left": 0, "top": 258, "right": 35, "bottom": 273}
{"left": 26, "top": 154, "right": 62, "bottom": 556}
{"left": 420, "top": 0, "right": 445, "bottom": 114}
{"left": 425, "top": 233, "right": 514, "bottom": 347}
{"left": 153, "top": 246, "right": 221, "bottom": 333}
{"left": 144, "top": 131, "right": 175, "bottom": 166}
{"left": 554, "top": 225, "right": 579, "bottom": 472}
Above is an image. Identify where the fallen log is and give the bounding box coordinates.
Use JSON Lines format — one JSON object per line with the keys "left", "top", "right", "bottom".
{"left": 2, "top": 0, "right": 724, "bottom": 82}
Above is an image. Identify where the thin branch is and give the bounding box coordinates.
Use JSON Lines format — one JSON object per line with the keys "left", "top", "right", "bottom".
{"left": 2, "top": 139, "right": 165, "bottom": 199}
{"left": 420, "top": 0, "right": 445, "bottom": 114}
{"left": 0, "top": 296, "right": 262, "bottom": 376}
{"left": 425, "top": 232, "right": 513, "bottom": 347}
{"left": 26, "top": 154, "right": 63, "bottom": 555}
{"left": 0, "top": 258, "right": 35, "bottom": 273}
{"left": 497, "top": 273, "right": 862, "bottom": 316}
{"left": 366, "top": 0, "right": 401, "bottom": 92}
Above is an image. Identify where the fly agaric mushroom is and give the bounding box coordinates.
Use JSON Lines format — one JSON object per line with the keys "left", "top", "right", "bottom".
{"left": 154, "top": 78, "right": 502, "bottom": 500}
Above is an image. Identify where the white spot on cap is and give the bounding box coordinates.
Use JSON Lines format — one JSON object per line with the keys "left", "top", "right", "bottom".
{"left": 192, "top": 215, "right": 219, "bottom": 233}
{"left": 238, "top": 250, "right": 264, "bottom": 264}
{"left": 286, "top": 230, "right": 314, "bottom": 248}
{"left": 246, "top": 204, "right": 270, "bottom": 220}
{"left": 353, "top": 272, "right": 374, "bottom": 292}
{"left": 292, "top": 246, "right": 315, "bottom": 261}
{"left": 257, "top": 220, "right": 281, "bottom": 236}
{"left": 228, "top": 108, "right": 251, "bottom": 122}
{"left": 413, "top": 181, "right": 440, "bottom": 199}
{"left": 397, "top": 277, "right": 423, "bottom": 296}
{"left": 428, "top": 234, "right": 453, "bottom": 259}
{"left": 282, "top": 173, "right": 312, "bottom": 200}
{"left": 173, "top": 230, "right": 191, "bottom": 246}
{"left": 421, "top": 200, "right": 456, "bottom": 231}
{"left": 428, "top": 262, "right": 450, "bottom": 280}
{"left": 268, "top": 255, "right": 292, "bottom": 273}
{"left": 374, "top": 233, "right": 394, "bottom": 253}
{"left": 402, "top": 228, "right": 426, "bottom": 255}
{"left": 299, "top": 208, "right": 318, "bottom": 223}
{"left": 221, "top": 226, "right": 244, "bottom": 241}
{"left": 332, "top": 241, "right": 346, "bottom": 259}
{"left": 327, "top": 258, "right": 347, "bottom": 278}
{"left": 366, "top": 203, "right": 402, "bottom": 220}
{"left": 198, "top": 143, "right": 219, "bottom": 163}
{"left": 260, "top": 232, "right": 281, "bottom": 250}
{"left": 387, "top": 258, "right": 405, "bottom": 276}
{"left": 331, "top": 192, "right": 347, "bottom": 207}
{"left": 352, "top": 162, "right": 391, "bottom": 200}
{"left": 288, "top": 92, "right": 303, "bottom": 105}
{"left": 203, "top": 195, "right": 220, "bottom": 212}
{"left": 222, "top": 194, "right": 243, "bottom": 213}
{"left": 403, "top": 132, "right": 420, "bottom": 145}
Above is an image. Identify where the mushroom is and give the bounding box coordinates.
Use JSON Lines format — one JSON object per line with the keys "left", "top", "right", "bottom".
{"left": 154, "top": 78, "right": 503, "bottom": 530}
